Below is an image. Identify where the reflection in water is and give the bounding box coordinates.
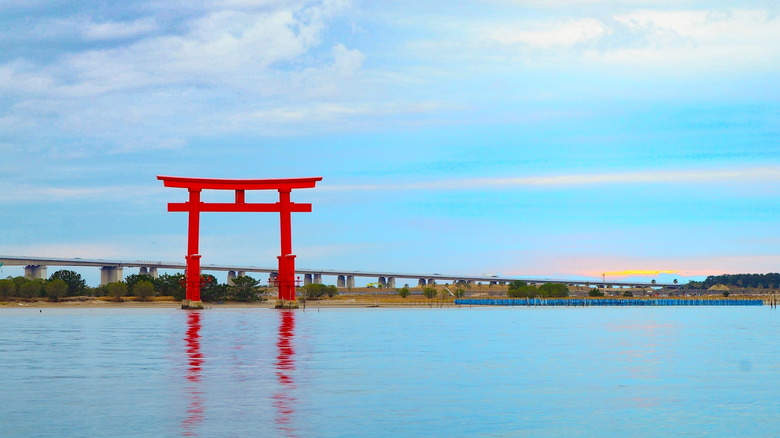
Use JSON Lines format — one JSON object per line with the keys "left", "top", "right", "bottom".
{"left": 273, "top": 310, "right": 297, "bottom": 437}
{"left": 182, "top": 311, "right": 204, "bottom": 437}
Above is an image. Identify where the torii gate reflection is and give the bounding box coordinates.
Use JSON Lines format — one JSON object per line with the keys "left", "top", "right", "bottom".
{"left": 181, "top": 311, "right": 298, "bottom": 437}
{"left": 158, "top": 176, "right": 322, "bottom": 309}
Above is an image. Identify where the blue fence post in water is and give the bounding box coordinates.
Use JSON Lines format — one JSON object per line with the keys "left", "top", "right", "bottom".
{"left": 455, "top": 298, "right": 765, "bottom": 307}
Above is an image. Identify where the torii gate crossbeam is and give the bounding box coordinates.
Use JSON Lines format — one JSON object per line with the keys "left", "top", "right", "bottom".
{"left": 158, "top": 175, "right": 322, "bottom": 309}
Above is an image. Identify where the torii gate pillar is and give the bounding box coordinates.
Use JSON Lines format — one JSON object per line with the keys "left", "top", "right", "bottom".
{"left": 158, "top": 175, "right": 322, "bottom": 309}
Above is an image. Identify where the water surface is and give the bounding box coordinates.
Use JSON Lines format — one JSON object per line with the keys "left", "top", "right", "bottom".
{"left": 1, "top": 306, "right": 779, "bottom": 437}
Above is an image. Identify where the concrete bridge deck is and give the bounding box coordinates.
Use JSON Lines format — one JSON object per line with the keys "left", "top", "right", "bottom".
{"left": 0, "top": 255, "right": 679, "bottom": 288}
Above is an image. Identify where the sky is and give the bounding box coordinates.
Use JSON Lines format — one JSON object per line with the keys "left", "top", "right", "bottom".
{"left": 1, "top": 0, "right": 778, "bottom": 287}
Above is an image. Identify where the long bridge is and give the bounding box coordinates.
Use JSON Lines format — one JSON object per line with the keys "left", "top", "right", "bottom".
{"left": 0, "top": 255, "right": 678, "bottom": 289}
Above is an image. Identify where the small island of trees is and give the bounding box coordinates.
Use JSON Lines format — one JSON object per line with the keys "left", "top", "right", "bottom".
{"left": 507, "top": 281, "right": 569, "bottom": 298}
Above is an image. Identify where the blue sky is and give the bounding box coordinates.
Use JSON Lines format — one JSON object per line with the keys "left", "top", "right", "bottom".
{"left": 1, "top": 0, "right": 778, "bottom": 286}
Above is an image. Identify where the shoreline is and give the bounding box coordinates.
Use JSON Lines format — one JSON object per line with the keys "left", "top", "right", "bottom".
{"left": 0, "top": 294, "right": 772, "bottom": 309}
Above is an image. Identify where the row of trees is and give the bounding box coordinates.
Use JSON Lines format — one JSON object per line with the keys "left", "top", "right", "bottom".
{"left": 107, "top": 273, "right": 267, "bottom": 302}
{"left": 0, "top": 270, "right": 269, "bottom": 303}
{"left": 0, "top": 277, "right": 71, "bottom": 302}
{"left": 682, "top": 273, "right": 780, "bottom": 290}
{"left": 508, "top": 281, "right": 569, "bottom": 298}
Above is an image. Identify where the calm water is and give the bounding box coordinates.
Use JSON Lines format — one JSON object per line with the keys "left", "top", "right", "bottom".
{"left": 1, "top": 306, "right": 779, "bottom": 437}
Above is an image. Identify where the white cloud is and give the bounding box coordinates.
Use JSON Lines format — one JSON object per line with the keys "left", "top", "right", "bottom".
{"left": 486, "top": 18, "right": 607, "bottom": 49}
{"left": 411, "top": 7, "right": 780, "bottom": 73}
{"left": 0, "top": 1, "right": 351, "bottom": 98}
{"left": 82, "top": 18, "right": 158, "bottom": 40}
{"left": 0, "top": 1, "right": 380, "bottom": 151}
{"left": 0, "top": 184, "right": 166, "bottom": 204}
{"left": 323, "top": 166, "right": 780, "bottom": 192}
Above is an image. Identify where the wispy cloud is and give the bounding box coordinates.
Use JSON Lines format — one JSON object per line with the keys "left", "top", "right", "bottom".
{"left": 0, "top": 184, "right": 165, "bottom": 203}
{"left": 82, "top": 18, "right": 158, "bottom": 41}
{"left": 408, "top": 7, "right": 780, "bottom": 73}
{"left": 323, "top": 166, "right": 780, "bottom": 192}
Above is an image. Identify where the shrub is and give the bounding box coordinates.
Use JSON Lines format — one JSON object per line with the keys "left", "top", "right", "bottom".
{"left": 44, "top": 279, "right": 68, "bottom": 302}
{"left": 19, "top": 280, "right": 43, "bottom": 299}
{"left": 539, "top": 283, "right": 569, "bottom": 297}
{"left": 0, "top": 279, "right": 16, "bottom": 299}
{"left": 508, "top": 284, "right": 538, "bottom": 298}
{"left": 300, "top": 283, "right": 337, "bottom": 300}
{"left": 397, "top": 286, "right": 410, "bottom": 298}
{"left": 107, "top": 282, "right": 128, "bottom": 302}
{"left": 133, "top": 280, "right": 155, "bottom": 302}
{"left": 228, "top": 275, "right": 259, "bottom": 302}
{"left": 589, "top": 288, "right": 604, "bottom": 297}
{"left": 125, "top": 274, "right": 158, "bottom": 296}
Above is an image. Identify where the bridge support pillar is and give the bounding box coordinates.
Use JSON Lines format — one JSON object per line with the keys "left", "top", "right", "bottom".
{"left": 467, "top": 280, "right": 475, "bottom": 286}
{"left": 100, "top": 266, "right": 123, "bottom": 285}
{"left": 24, "top": 265, "right": 47, "bottom": 280}
{"left": 269, "top": 272, "right": 278, "bottom": 286}
{"left": 419, "top": 278, "right": 426, "bottom": 286}
{"left": 227, "top": 270, "right": 237, "bottom": 286}
{"left": 304, "top": 274, "right": 312, "bottom": 286}
{"left": 149, "top": 267, "right": 158, "bottom": 279}
{"left": 337, "top": 275, "right": 346, "bottom": 288}
{"left": 387, "top": 277, "right": 395, "bottom": 288}
{"left": 347, "top": 275, "right": 355, "bottom": 288}
{"left": 238, "top": 270, "right": 246, "bottom": 277}
{"left": 378, "top": 276, "right": 387, "bottom": 288}
{"left": 139, "top": 267, "right": 149, "bottom": 275}
{"left": 313, "top": 274, "right": 322, "bottom": 284}
{"left": 428, "top": 279, "right": 435, "bottom": 286}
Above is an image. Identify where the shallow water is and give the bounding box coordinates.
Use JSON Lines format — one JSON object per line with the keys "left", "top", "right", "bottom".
{"left": 1, "top": 306, "right": 779, "bottom": 437}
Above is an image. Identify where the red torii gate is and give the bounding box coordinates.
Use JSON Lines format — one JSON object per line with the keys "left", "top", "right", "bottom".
{"left": 157, "top": 175, "right": 322, "bottom": 309}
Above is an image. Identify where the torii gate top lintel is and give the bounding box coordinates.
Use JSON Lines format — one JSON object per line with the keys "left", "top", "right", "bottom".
{"left": 157, "top": 175, "right": 322, "bottom": 191}
{"left": 158, "top": 175, "right": 322, "bottom": 309}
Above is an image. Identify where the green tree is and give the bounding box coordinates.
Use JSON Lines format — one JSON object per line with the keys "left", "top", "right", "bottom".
{"left": 397, "top": 286, "right": 410, "bottom": 299}
{"left": 423, "top": 287, "right": 437, "bottom": 300}
{"left": 538, "top": 283, "right": 569, "bottom": 297}
{"left": 107, "top": 282, "right": 128, "bottom": 302}
{"left": 327, "top": 285, "right": 338, "bottom": 298}
{"left": 157, "top": 273, "right": 185, "bottom": 300}
{"left": 125, "top": 274, "right": 158, "bottom": 295}
{"left": 48, "top": 270, "right": 87, "bottom": 296}
{"left": 508, "top": 280, "right": 527, "bottom": 291}
{"left": 196, "top": 274, "right": 226, "bottom": 302}
{"left": 508, "top": 284, "right": 538, "bottom": 298}
{"left": 11, "top": 276, "right": 27, "bottom": 289}
{"left": 85, "top": 286, "right": 105, "bottom": 297}
{"left": 0, "top": 279, "right": 16, "bottom": 299}
{"left": 622, "top": 291, "right": 634, "bottom": 297}
{"left": 229, "top": 275, "right": 260, "bottom": 302}
{"left": 133, "top": 280, "right": 155, "bottom": 302}
{"left": 19, "top": 280, "right": 43, "bottom": 299}
{"left": 589, "top": 288, "right": 605, "bottom": 297}
{"left": 455, "top": 288, "right": 465, "bottom": 298}
{"left": 44, "top": 279, "right": 68, "bottom": 302}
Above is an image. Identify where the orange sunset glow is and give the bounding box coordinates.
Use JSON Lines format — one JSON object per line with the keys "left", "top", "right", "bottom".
{"left": 600, "top": 270, "right": 679, "bottom": 277}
